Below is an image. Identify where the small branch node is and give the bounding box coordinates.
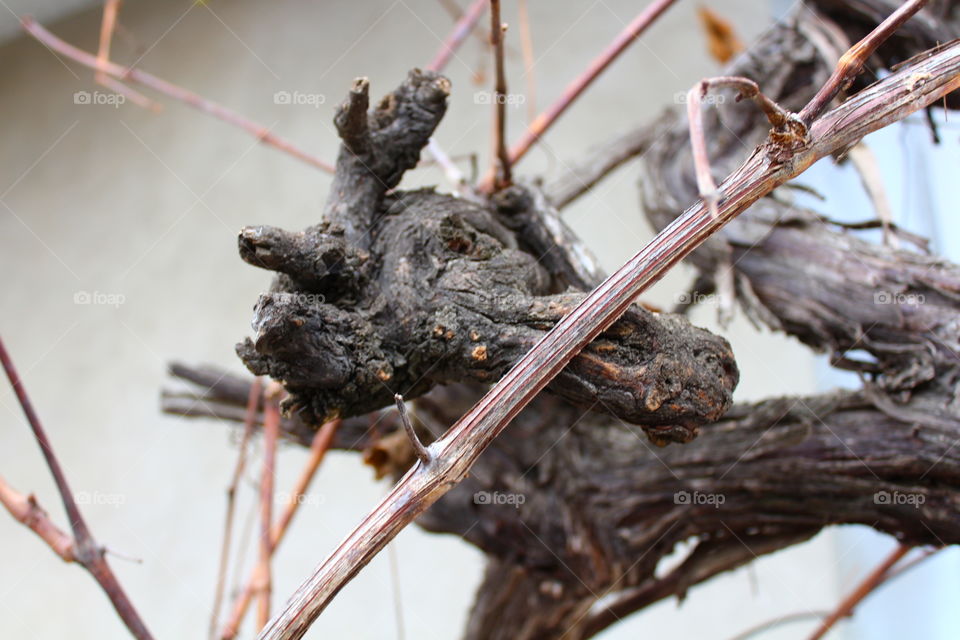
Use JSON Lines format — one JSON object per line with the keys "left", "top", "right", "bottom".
{"left": 394, "top": 394, "right": 432, "bottom": 466}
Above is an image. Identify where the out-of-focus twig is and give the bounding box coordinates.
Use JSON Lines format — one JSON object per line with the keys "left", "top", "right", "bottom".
{"left": 426, "top": 139, "right": 469, "bottom": 191}
{"left": 0, "top": 335, "right": 155, "bottom": 640}
{"left": 96, "top": 0, "right": 159, "bottom": 110}
{"left": 0, "top": 476, "right": 75, "bottom": 562}
{"left": 220, "top": 419, "right": 341, "bottom": 640}
{"left": 424, "top": 0, "right": 489, "bottom": 193}
{"left": 517, "top": 0, "right": 537, "bottom": 122}
{"left": 272, "top": 419, "right": 340, "bottom": 542}
{"left": 847, "top": 143, "right": 899, "bottom": 248}
{"left": 480, "top": 0, "right": 679, "bottom": 190}
{"left": 808, "top": 544, "right": 912, "bottom": 640}
{"left": 21, "top": 17, "right": 335, "bottom": 174}
{"left": 255, "top": 385, "right": 282, "bottom": 630}
{"left": 489, "top": 0, "right": 511, "bottom": 189}
{"left": 731, "top": 544, "right": 943, "bottom": 640}
{"left": 428, "top": 0, "right": 488, "bottom": 73}
{"left": 210, "top": 377, "right": 262, "bottom": 640}
{"left": 545, "top": 111, "right": 676, "bottom": 209}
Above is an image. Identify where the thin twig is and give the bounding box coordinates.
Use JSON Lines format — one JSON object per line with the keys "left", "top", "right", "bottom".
{"left": 95, "top": 0, "right": 118, "bottom": 86}
{"left": 808, "top": 544, "right": 912, "bottom": 640}
{"left": 220, "top": 419, "right": 340, "bottom": 639}
{"left": 226, "top": 497, "right": 260, "bottom": 637}
{"left": 798, "top": 0, "right": 929, "bottom": 123}
{"left": 210, "top": 377, "right": 262, "bottom": 640}
{"left": 881, "top": 546, "right": 941, "bottom": 582}
{"left": 726, "top": 611, "right": 832, "bottom": 640}
{"left": 0, "top": 335, "right": 154, "bottom": 640}
{"left": 95, "top": 0, "right": 159, "bottom": 110}
{"left": 387, "top": 542, "right": 406, "bottom": 640}
{"left": 21, "top": 17, "right": 335, "bottom": 174}
{"left": 425, "top": 0, "right": 486, "bottom": 192}
{"left": 257, "top": 34, "right": 960, "bottom": 640}
{"left": 545, "top": 111, "right": 676, "bottom": 209}
{"left": 489, "top": 0, "right": 512, "bottom": 190}
{"left": 427, "top": 0, "right": 488, "bottom": 72}
{"left": 0, "top": 476, "right": 76, "bottom": 561}
{"left": 480, "top": 0, "right": 678, "bottom": 190}
{"left": 271, "top": 419, "right": 340, "bottom": 540}
{"left": 517, "top": 0, "right": 537, "bottom": 123}
{"left": 847, "top": 142, "right": 899, "bottom": 248}
{"left": 729, "top": 545, "right": 943, "bottom": 640}
{"left": 256, "top": 384, "right": 282, "bottom": 630}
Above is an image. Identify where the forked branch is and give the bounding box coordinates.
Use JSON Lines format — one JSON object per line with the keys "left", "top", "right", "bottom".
{"left": 0, "top": 336, "right": 155, "bottom": 640}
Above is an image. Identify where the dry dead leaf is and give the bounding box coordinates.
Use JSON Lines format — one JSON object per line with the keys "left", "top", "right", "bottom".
{"left": 698, "top": 6, "right": 745, "bottom": 64}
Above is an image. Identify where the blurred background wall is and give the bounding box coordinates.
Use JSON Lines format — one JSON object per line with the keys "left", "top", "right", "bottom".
{"left": 1, "top": 1, "right": 945, "bottom": 638}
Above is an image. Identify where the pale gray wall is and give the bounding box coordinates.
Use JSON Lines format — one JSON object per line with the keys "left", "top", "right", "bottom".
{"left": 0, "top": 1, "right": 842, "bottom": 638}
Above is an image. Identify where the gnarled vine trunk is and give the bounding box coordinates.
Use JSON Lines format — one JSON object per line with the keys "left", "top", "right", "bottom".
{"left": 162, "top": 1, "right": 960, "bottom": 638}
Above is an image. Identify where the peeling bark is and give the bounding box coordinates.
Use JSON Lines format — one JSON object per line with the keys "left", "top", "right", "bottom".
{"left": 638, "top": 7, "right": 960, "bottom": 404}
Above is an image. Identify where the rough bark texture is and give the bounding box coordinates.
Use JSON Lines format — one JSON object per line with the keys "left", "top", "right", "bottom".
{"left": 165, "top": 371, "right": 960, "bottom": 639}
{"left": 234, "top": 71, "right": 738, "bottom": 445}
{"left": 637, "top": 6, "right": 960, "bottom": 417}
{"left": 160, "top": 2, "right": 960, "bottom": 639}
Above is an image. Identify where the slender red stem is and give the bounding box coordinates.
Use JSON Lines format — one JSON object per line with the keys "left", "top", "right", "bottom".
{"left": 0, "top": 335, "right": 155, "bottom": 640}
{"left": 479, "top": 0, "right": 678, "bottom": 190}
{"left": 220, "top": 420, "right": 340, "bottom": 639}
{"left": 96, "top": 0, "right": 159, "bottom": 110}
{"left": 0, "top": 476, "right": 76, "bottom": 561}
{"left": 807, "top": 544, "right": 912, "bottom": 640}
{"left": 427, "top": 0, "right": 488, "bottom": 72}
{"left": 517, "top": 0, "right": 537, "bottom": 122}
{"left": 489, "top": 0, "right": 512, "bottom": 189}
{"left": 256, "top": 388, "right": 281, "bottom": 629}
{"left": 21, "top": 17, "right": 335, "bottom": 174}
{"left": 210, "top": 377, "right": 262, "bottom": 639}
